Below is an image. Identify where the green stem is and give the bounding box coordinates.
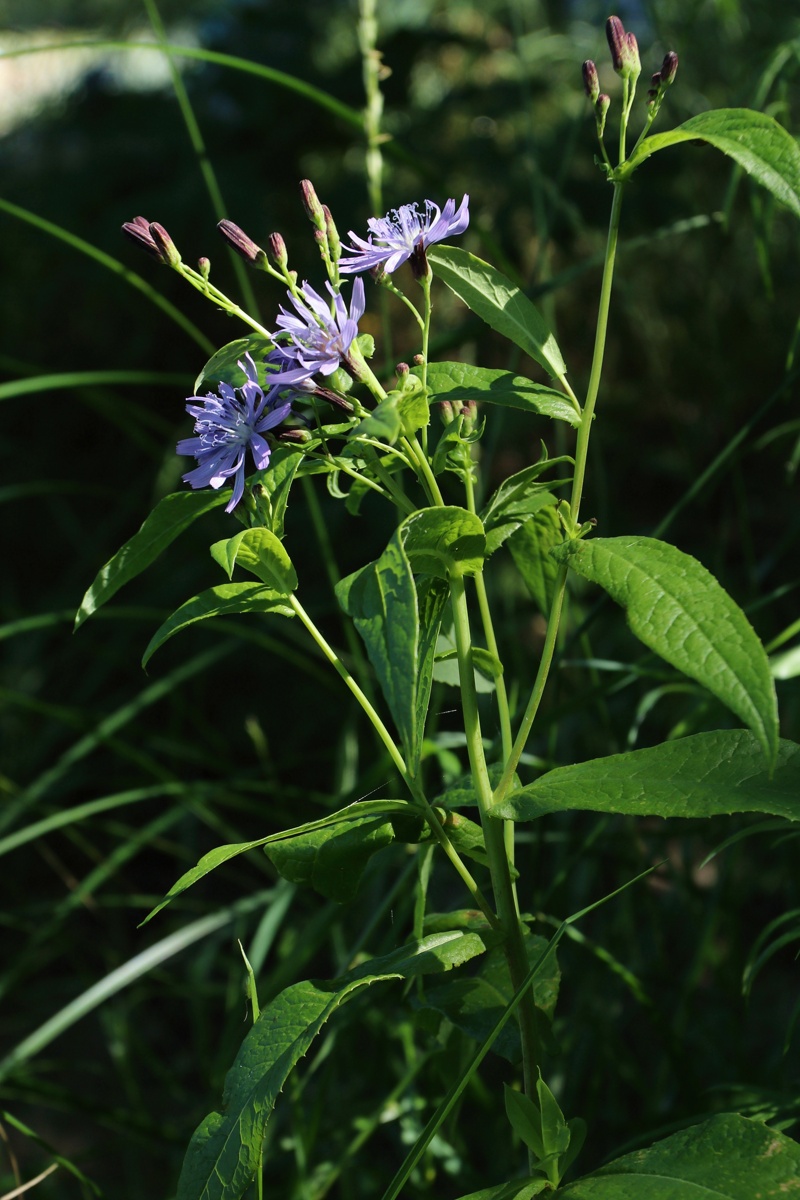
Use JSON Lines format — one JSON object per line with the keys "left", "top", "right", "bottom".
{"left": 418, "top": 274, "right": 433, "bottom": 453}
{"left": 493, "top": 180, "right": 626, "bottom": 806}
{"left": 289, "top": 594, "right": 497, "bottom": 925}
{"left": 449, "top": 571, "right": 540, "bottom": 1123}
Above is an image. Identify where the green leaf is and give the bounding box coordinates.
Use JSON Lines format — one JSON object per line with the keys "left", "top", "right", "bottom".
{"left": 452, "top": 1182, "right": 549, "bottom": 1200}
{"left": 141, "top": 800, "right": 418, "bottom": 923}
{"left": 420, "top": 362, "right": 580, "bottom": 426}
{"left": 141, "top": 584, "right": 294, "bottom": 668}
{"left": 336, "top": 529, "right": 419, "bottom": 759}
{"left": 74, "top": 490, "right": 228, "bottom": 629}
{"left": 353, "top": 394, "right": 403, "bottom": 444}
{"left": 557, "top": 1113, "right": 800, "bottom": 1198}
{"left": 415, "top": 577, "right": 450, "bottom": 771}
{"left": 427, "top": 248, "right": 568, "bottom": 379}
{"left": 536, "top": 1075, "right": 570, "bottom": 1158}
{"left": 402, "top": 506, "right": 486, "bottom": 579}
{"left": 508, "top": 506, "right": 564, "bottom": 613}
{"left": 210, "top": 527, "right": 298, "bottom": 592}
{"left": 504, "top": 1085, "right": 545, "bottom": 1159}
{"left": 250, "top": 445, "right": 303, "bottom": 538}
{"left": 491, "top": 730, "right": 800, "bottom": 822}
{"left": 417, "top": 933, "right": 559, "bottom": 1063}
{"left": 554, "top": 536, "right": 779, "bottom": 767}
{"left": 264, "top": 813, "right": 396, "bottom": 901}
{"left": 624, "top": 109, "right": 800, "bottom": 220}
{"left": 481, "top": 456, "right": 569, "bottom": 556}
{"left": 176, "top": 932, "right": 488, "bottom": 1200}
{"left": 193, "top": 333, "right": 274, "bottom": 393}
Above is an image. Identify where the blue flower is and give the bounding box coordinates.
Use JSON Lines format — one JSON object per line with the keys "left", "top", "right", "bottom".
{"left": 338, "top": 196, "right": 470, "bottom": 276}
{"left": 267, "top": 278, "right": 366, "bottom": 384}
{"left": 177, "top": 353, "right": 292, "bottom": 512}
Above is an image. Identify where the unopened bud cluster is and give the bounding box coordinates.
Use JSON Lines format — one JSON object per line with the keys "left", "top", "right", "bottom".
{"left": 122, "top": 216, "right": 181, "bottom": 267}
{"left": 582, "top": 15, "right": 678, "bottom": 140}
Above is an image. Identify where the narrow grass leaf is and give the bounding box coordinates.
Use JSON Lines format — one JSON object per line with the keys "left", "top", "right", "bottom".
{"left": 176, "top": 932, "right": 487, "bottom": 1200}
{"left": 557, "top": 1113, "right": 800, "bottom": 1197}
{"left": 75, "top": 490, "right": 229, "bottom": 629}
{"left": 554, "top": 536, "right": 779, "bottom": 767}
{"left": 427, "top": 249, "right": 568, "bottom": 379}
{"left": 492, "top": 731, "right": 800, "bottom": 822}
{"left": 0, "top": 891, "right": 275, "bottom": 1083}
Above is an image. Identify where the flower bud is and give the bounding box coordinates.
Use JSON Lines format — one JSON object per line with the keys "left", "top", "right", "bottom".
{"left": 460, "top": 399, "right": 478, "bottom": 432}
{"left": 660, "top": 51, "right": 678, "bottom": 87}
{"left": 624, "top": 31, "right": 641, "bottom": 78}
{"left": 197, "top": 256, "right": 210, "bottom": 280}
{"left": 322, "top": 205, "right": 341, "bottom": 264}
{"left": 122, "top": 216, "right": 164, "bottom": 262}
{"left": 582, "top": 59, "right": 600, "bottom": 102}
{"left": 276, "top": 427, "right": 312, "bottom": 444}
{"left": 268, "top": 232, "right": 288, "bottom": 271}
{"left": 413, "top": 354, "right": 425, "bottom": 367}
{"left": 606, "top": 16, "right": 626, "bottom": 73}
{"left": 439, "top": 400, "right": 455, "bottom": 425}
{"left": 217, "top": 220, "right": 266, "bottom": 266}
{"left": 395, "top": 362, "right": 410, "bottom": 380}
{"left": 148, "top": 222, "right": 181, "bottom": 267}
{"left": 595, "top": 93, "right": 611, "bottom": 136}
{"left": 299, "top": 179, "right": 326, "bottom": 231}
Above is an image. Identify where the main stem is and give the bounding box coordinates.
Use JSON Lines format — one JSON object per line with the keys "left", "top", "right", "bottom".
{"left": 449, "top": 572, "right": 540, "bottom": 1131}
{"left": 493, "top": 180, "right": 626, "bottom": 804}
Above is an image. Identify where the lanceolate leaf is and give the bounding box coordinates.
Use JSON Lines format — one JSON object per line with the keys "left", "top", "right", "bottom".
{"left": 508, "top": 506, "right": 564, "bottom": 614}
{"left": 427, "top": 248, "right": 568, "bottom": 379}
{"left": 141, "top": 584, "right": 294, "bottom": 668}
{"left": 491, "top": 730, "right": 800, "bottom": 823}
{"left": 141, "top": 799, "right": 419, "bottom": 923}
{"left": 554, "top": 536, "right": 779, "bottom": 767}
{"left": 624, "top": 109, "right": 800, "bottom": 220}
{"left": 193, "top": 333, "right": 274, "bottom": 393}
{"left": 210, "top": 527, "right": 298, "bottom": 593}
{"left": 264, "top": 812, "right": 396, "bottom": 902}
{"left": 176, "top": 932, "right": 488, "bottom": 1200}
{"left": 336, "top": 530, "right": 419, "bottom": 760}
{"left": 421, "top": 363, "right": 580, "bottom": 427}
{"left": 556, "top": 1113, "right": 800, "bottom": 1198}
{"left": 74, "top": 490, "right": 228, "bottom": 630}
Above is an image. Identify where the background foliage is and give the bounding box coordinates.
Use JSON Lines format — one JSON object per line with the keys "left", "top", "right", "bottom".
{"left": 1, "top": 0, "right": 799, "bottom": 1195}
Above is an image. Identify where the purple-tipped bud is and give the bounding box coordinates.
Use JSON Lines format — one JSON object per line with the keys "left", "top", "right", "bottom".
{"left": 122, "top": 216, "right": 165, "bottom": 262}
{"left": 309, "top": 385, "right": 355, "bottom": 413}
{"left": 322, "top": 205, "right": 341, "bottom": 264}
{"left": 624, "top": 31, "right": 641, "bottom": 77}
{"left": 300, "top": 179, "right": 326, "bottom": 230}
{"left": 413, "top": 354, "right": 425, "bottom": 367}
{"left": 660, "top": 51, "right": 678, "bottom": 87}
{"left": 460, "top": 399, "right": 478, "bottom": 432}
{"left": 595, "top": 93, "right": 611, "bottom": 136}
{"left": 218, "top": 220, "right": 266, "bottom": 266}
{"left": 148, "top": 222, "right": 181, "bottom": 268}
{"left": 651, "top": 71, "right": 662, "bottom": 88}
{"left": 582, "top": 60, "right": 600, "bottom": 102}
{"left": 276, "top": 427, "right": 313, "bottom": 444}
{"left": 439, "top": 400, "right": 456, "bottom": 425}
{"left": 268, "top": 232, "right": 288, "bottom": 270}
{"left": 197, "top": 256, "right": 210, "bottom": 280}
{"left": 606, "top": 16, "right": 626, "bottom": 73}
{"left": 396, "top": 362, "right": 410, "bottom": 380}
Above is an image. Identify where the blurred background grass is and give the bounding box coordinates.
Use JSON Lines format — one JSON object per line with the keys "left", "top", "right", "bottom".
{"left": 1, "top": 0, "right": 799, "bottom": 1196}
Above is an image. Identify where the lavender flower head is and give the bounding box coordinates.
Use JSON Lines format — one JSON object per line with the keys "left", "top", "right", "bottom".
{"left": 177, "top": 353, "right": 292, "bottom": 512}
{"left": 338, "top": 195, "right": 470, "bottom": 276}
{"left": 267, "top": 277, "right": 366, "bottom": 384}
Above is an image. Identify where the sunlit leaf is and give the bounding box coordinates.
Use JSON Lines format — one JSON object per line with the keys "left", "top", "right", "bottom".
{"left": 555, "top": 536, "right": 779, "bottom": 767}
